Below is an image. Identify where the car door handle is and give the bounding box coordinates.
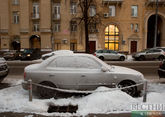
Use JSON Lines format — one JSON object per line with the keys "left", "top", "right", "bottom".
{"left": 49, "top": 74, "right": 55, "bottom": 77}
{"left": 81, "top": 75, "right": 86, "bottom": 77}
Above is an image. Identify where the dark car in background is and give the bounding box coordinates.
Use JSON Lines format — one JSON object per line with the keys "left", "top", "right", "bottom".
{"left": 20, "top": 48, "right": 41, "bottom": 60}
{"left": 3, "top": 50, "right": 21, "bottom": 60}
{"left": 158, "top": 60, "right": 165, "bottom": 78}
{"left": 0, "top": 57, "right": 9, "bottom": 82}
{"left": 132, "top": 48, "right": 165, "bottom": 61}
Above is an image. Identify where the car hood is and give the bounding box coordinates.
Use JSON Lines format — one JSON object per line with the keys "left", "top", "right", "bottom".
{"left": 110, "top": 65, "right": 143, "bottom": 76}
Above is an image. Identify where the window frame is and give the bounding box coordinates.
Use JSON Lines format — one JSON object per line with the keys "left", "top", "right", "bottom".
{"left": 131, "top": 5, "right": 138, "bottom": 17}
{"left": 13, "top": 12, "right": 19, "bottom": 24}
{"left": 109, "top": 5, "right": 115, "bottom": 17}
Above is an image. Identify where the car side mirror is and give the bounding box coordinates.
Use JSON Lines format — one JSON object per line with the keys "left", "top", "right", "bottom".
{"left": 101, "top": 66, "right": 108, "bottom": 72}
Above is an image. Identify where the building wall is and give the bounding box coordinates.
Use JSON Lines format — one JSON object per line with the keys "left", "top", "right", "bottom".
{"left": 0, "top": 0, "right": 165, "bottom": 53}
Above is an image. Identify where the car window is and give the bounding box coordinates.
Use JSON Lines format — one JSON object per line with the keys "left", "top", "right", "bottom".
{"left": 96, "top": 50, "right": 103, "bottom": 53}
{"left": 48, "top": 56, "right": 77, "bottom": 68}
{"left": 75, "top": 56, "right": 101, "bottom": 69}
{"left": 103, "top": 50, "right": 108, "bottom": 53}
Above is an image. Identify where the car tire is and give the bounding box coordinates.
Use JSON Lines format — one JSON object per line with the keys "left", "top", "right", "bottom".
{"left": 120, "top": 56, "right": 125, "bottom": 61}
{"left": 37, "top": 81, "right": 57, "bottom": 99}
{"left": 99, "top": 56, "right": 104, "bottom": 61}
{"left": 118, "top": 80, "right": 137, "bottom": 97}
{"left": 139, "top": 56, "right": 145, "bottom": 61}
{"left": 158, "top": 56, "right": 164, "bottom": 61}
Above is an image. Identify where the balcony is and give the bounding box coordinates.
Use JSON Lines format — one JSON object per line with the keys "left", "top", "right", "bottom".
{"left": 32, "top": 13, "right": 40, "bottom": 20}
{"left": 146, "top": 0, "right": 165, "bottom": 6}
{"left": 53, "top": 14, "right": 61, "bottom": 20}
{"left": 102, "top": 0, "right": 123, "bottom": 6}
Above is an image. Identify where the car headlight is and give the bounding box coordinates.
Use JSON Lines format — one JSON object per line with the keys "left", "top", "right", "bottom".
{"left": 27, "top": 54, "right": 31, "bottom": 57}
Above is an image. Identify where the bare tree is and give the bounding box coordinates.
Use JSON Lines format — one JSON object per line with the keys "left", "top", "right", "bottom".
{"left": 78, "top": 0, "right": 101, "bottom": 53}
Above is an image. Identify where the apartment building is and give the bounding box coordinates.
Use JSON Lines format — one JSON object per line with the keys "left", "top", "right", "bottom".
{"left": 0, "top": 0, "right": 165, "bottom": 54}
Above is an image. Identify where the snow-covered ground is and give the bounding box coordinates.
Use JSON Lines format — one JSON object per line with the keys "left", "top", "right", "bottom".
{"left": 0, "top": 79, "right": 165, "bottom": 116}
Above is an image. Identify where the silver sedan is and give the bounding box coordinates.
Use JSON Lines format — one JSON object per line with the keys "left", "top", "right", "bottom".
{"left": 22, "top": 54, "right": 145, "bottom": 98}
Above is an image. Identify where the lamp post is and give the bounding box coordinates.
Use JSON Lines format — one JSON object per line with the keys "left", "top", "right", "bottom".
{"left": 154, "top": 0, "right": 158, "bottom": 48}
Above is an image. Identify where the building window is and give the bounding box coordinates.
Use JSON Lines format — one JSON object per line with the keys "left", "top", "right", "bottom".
{"left": 70, "top": 2, "right": 77, "bottom": 14}
{"left": 53, "top": 3, "right": 60, "bottom": 19}
{"left": 89, "top": 23, "right": 97, "bottom": 33}
{"left": 131, "top": 5, "right": 138, "bottom": 17}
{"left": 13, "top": 12, "right": 19, "bottom": 24}
{"left": 12, "top": 0, "right": 19, "bottom": 5}
{"left": 33, "top": 22, "right": 40, "bottom": 32}
{"left": 89, "top": 5, "right": 96, "bottom": 17}
{"left": 54, "top": 22, "right": 60, "bottom": 32}
{"left": 131, "top": 24, "right": 134, "bottom": 31}
{"left": 105, "top": 25, "right": 119, "bottom": 50}
{"left": 71, "top": 21, "right": 77, "bottom": 32}
{"left": 109, "top": 6, "right": 115, "bottom": 17}
{"left": 135, "top": 23, "right": 139, "bottom": 32}
{"left": 32, "top": 3, "right": 39, "bottom": 19}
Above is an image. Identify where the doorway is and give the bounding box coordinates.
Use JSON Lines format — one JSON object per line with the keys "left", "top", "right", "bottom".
{"left": 130, "top": 41, "right": 137, "bottom": 53}
{"left": 89, "top": 41, "right": 96, "bottom": 54}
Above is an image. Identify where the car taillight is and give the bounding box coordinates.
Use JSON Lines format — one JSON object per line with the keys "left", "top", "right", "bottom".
{"left": 93, "top": 53, "right": 96, "bottom": 56}
{"left": 24, "top": 72, "right": 26, "bottom": 80}
{"left": 159, "top": 61, "right": 163, "bottom": 68}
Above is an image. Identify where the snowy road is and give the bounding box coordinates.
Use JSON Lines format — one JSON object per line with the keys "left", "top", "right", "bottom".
{"left": 0, "top": 76, "right": 165, "bottom": 116}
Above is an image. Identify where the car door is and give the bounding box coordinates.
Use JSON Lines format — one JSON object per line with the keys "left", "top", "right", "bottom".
{"left": 46, "top": 56, "right": 79, "bottom": 90}
{"left": 145, "top": 50, "right": 154, "bottom": 59}
{"left": 75, "top": 56, "right": 114, "bottom": 90}
{"left": 111, "top": 50, "right": 119, "bottom": 60}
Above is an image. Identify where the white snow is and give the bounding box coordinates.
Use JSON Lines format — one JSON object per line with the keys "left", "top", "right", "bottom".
{"left": 0, "top": 80, "right": 165, "bottom": 116}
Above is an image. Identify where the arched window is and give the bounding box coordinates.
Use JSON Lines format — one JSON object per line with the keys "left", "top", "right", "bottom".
{"left": 105, "top": 25, "right": 119, "bottom": 50}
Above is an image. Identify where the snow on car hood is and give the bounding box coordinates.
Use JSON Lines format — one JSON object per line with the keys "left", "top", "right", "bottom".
{"left": 110, "top": 65, "right": 143, "bottom": 76}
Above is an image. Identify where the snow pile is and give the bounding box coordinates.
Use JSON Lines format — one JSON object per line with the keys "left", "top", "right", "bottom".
{"left": 0, "top": 82, "right": 165, "bottom": 116}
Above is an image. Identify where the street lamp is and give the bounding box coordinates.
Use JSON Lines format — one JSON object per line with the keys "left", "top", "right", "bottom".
{"left": 154, "top": 0, "right": 158, "bottom": 48}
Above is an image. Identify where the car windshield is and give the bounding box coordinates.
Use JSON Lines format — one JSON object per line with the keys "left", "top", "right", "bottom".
{"left": 24, "top": 49, "right": 32, "bottom": 53}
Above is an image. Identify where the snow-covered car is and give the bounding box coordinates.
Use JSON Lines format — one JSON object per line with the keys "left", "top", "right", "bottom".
{"left": 94, "top": 50, "right": 126, "bottom": 61}
{"left": 22, "top": 54, "right": 145, "bottom": 98}
{"left": 132, "top": 48, "right": 165, "bottom": 61}
{"left": 0, "top": 57, "right": 9, "bottom": 82}
{"left": 41, "top": 50, "right": 74, "bottom": 60}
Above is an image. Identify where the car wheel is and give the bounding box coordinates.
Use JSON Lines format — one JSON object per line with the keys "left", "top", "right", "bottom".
{"left": 118, "top": 80, "right": 137, "bottom": 97}
{"left": 158, "top": 56, "right": 164, "bottom": 61}
{"left": 120, "top": 56, "right": 125, "bottom": 61}
{"left": 99, "top": 56, "right": 104, "bottom": 61}
{"left": 139, "top": 56, "right": 145, "bottom": 61}
{"left": 37, "top": 81, "right": 57, "bottom": 99}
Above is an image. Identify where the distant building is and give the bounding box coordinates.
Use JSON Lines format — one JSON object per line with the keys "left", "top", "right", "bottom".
{"left": 0, "top": 0, "right": 165, "bottom": 54}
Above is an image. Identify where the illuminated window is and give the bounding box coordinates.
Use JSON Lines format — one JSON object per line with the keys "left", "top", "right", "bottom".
{"left": 105, "top": 25, "right": 119, "bottom": 50}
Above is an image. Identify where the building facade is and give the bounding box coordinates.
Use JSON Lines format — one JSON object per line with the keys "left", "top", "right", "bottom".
{"left": 0, "top": 0, "right": 165, "bottom": 54}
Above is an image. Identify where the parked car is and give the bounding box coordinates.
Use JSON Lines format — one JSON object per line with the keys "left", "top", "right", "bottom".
{"left": 155, "top": 47, "right": 165, "bottom": 52}
{"left": 132, "top": 48, "right": 165, "bottom": 61}
{"left": 3, "top": 50, "right": 21, "bottom": 60}
{"left": 42, "top": 50, "right": 74, "bottom": 60}
{"left": 22, "top": 53, "right": 145, "bottom": 98}
{"left": 0, "top": 57, "right": 9, "bottom": 82}
{"left": 94, "top": 49, "right": 126, "bottom": 61}
{"left": 158, "top": 60, "right": 165, "bottom": 78}
{"left": 20, "top": 48, "right": 41, "bottom": 60}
